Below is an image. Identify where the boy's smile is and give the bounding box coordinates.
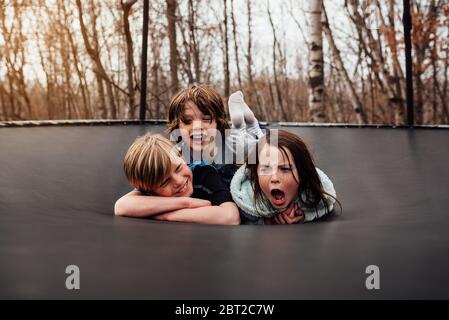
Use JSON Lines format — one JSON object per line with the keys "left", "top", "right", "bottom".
{"left": 179, "top": 101, "right": 217, "bottom": 153}
{"left": 152, "top": 159, "right": 193, "bottom": 197}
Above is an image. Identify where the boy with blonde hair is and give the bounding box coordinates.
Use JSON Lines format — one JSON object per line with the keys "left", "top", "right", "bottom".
{"left": 115, "top": 133, "right": 240, "bottom": 225}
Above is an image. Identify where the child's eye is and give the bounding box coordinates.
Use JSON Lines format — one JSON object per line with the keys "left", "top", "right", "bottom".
{"left": 280, "top": 167, "right": 291, "bottom": 172}
{"left": 202, "top": 117, "right": 212, "bottom": 123}
{"left": 181, "top": 117, "right": 192, "bottom": 124}
{"left": 258, "top": 166, "right": 274, "bottom": 175}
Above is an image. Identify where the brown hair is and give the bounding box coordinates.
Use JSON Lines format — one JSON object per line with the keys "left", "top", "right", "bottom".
{"left": 123, "top": 133, "right": 180, "bottom": 194}
{"left": 246, "top": 129, "right": 340, "bottom": 215}
{"left": 166, "top": 84, "right": 230, "bottom": 135}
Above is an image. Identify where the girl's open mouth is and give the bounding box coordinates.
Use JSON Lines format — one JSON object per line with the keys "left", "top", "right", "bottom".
{"left": 270, "top": 189, "right": 286, "bottom": 206}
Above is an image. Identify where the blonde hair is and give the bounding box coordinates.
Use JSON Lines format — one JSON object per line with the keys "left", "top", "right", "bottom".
{"left": 166, "top": 84, "right": 230, "bottom": 135}
{"left": 124, "top": 133, "right": 180, "bottom": 194}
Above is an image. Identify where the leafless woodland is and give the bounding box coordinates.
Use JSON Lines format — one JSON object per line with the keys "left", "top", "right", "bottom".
{"left": 0, "top": 0, "right": 448, "bottom": 124}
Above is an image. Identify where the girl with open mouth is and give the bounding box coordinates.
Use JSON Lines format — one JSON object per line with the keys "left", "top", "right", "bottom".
{"left": 230, "top": 129, "right": 339, "bottom": 225}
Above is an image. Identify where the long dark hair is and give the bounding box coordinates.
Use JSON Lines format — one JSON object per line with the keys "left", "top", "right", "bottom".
{"left": 246, "top": 129, "right": 340, "bottom": 214}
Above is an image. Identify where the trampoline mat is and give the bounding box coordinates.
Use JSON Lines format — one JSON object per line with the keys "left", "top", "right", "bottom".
{"left": 1, "top": 124, "right": 449, "bottom": 299}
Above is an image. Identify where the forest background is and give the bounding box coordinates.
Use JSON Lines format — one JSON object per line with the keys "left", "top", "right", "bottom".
{"left": 0, "top": 0, "right": 447, "bottom": 125}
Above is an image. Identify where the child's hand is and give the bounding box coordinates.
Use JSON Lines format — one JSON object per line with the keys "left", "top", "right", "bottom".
{"left": 153, "top": 212, "right": 169, "bottom": 221}
{"left": 152, "top": 198, "right": 211, "bottom": 222}
{"left": 187, "top": 198, "right": 211, "bottom": 208}
{"left": 270, "top": 203, "right": 305, "bottom": 225}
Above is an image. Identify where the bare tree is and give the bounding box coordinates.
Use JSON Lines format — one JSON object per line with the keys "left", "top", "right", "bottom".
{"left": 76, "top": 0, "right": 119, "bottom": 119}
{"left": 230, "top": 0, "right": 242, "bottom": 89}
{"left": 322, "top": 2, "right": 366, "bottom": 123}
{"left": 411, "top": 0, "right": 440, "bottom": 124}
{"left": 176, "top": 6, "right": 195, "bottom": 84}
{"left": 121, "top": 0, "right": 138, "bottom": 119}
{"left": 245, "top": 0, "right": 265, "bottom": 120}
{"left": 166, "top": 0, "right": 179, "bottom": 95}
{"left": 246, "top": 0, "right": 254, "bottom": 88}
{"left": 63, "top": 3, "right": 92, "bottom": 119}
{"left": 0, "top": 83, "right": 6, "bottom": 120}
{"left": 346, "top": 0, "right": 403, "bottom": 124}
{"left": 0, "top": 0, "right": 446, "bottom": 125}
{"left": 386, "top": 0, "right": 406, "bottom": 123}
{"left": 223, "top": 0, "right": 230, "bottom": 97}
{"left": 188, "top": 0, "right": 200, "bottom": 82}
{"left": 267, "top": 1, "right": 287, "bottom": 120}
{"left": 150, "top": 29, "right": 161, "bottom": 119}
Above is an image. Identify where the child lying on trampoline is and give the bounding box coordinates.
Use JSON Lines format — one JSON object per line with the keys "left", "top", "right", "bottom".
{"left": 115, "top": 133, "right": 240, "bottom": 225}
{"left": 115, "top": 84, "right": 337, "bottom": 225}
{"left": 115, "top": 85, "right": 262, "bottom": 224}
{"left": 230, "top": 129, "right": 339, "bottom": 225}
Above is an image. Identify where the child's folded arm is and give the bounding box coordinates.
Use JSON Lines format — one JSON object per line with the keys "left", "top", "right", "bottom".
{"left": 114, "top": 190, "right": 211, "bottom": 218}
{"left": 153, "top": 201, "right": 240, "bottom": 225}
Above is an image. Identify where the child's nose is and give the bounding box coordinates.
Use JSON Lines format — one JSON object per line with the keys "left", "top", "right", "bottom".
{"left": 270, "top": 170, "right": 280, "bottom": 183}
{"left": 193, "top": 120, "right": 202, "bottom": 130}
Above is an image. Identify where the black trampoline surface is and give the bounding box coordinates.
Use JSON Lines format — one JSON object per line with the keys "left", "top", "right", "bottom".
{"left": 1, "top": 124, "right": 449, "bottom": 299}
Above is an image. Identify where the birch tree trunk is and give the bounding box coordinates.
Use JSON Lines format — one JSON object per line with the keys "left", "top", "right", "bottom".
{"left": 307, "top": 0, "right": 326, "bottom": 122}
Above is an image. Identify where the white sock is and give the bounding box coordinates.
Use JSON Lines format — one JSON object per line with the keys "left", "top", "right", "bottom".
{"left": 228, "top": 91, "right": 245, "bottom": 129}
{"left": 227, "top": 91, "right": 264, "bottom": 163}
{"left": 246, "top": 120, "right": 264, "bottom": 140}
{"left": 231, "top": 91, "right": 264, "bottom": 139}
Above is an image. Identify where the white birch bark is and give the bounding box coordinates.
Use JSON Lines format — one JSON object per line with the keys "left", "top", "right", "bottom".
{"left": 307, "top": 0, "right": 326, "bottom": 122}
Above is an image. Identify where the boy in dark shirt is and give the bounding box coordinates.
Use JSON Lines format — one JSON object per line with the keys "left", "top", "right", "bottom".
{"left": 114, "top": 133, "right": 240, "bottom": 225}
{"left": 189, "top": 163, "right": 234, "bottom": 206}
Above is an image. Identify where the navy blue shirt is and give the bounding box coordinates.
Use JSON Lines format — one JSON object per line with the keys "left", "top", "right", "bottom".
{"left": 191, "top": 164, "right": 234, "bottom": 206}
